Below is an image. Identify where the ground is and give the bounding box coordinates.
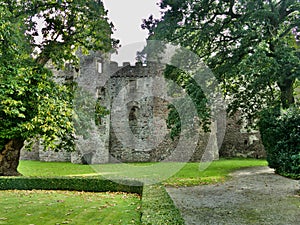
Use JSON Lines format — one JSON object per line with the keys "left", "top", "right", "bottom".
{"left": 167, "top": 166, "right": 300, "bottom": 225}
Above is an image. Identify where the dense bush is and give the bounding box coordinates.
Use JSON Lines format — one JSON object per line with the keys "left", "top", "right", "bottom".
{"left": 0, "top": 177, "right": 143, "bottom": 194}
{"left": 141, "top": 185, "right": 185, "bottom": 225}
{"left": 259, "top": 106, "right": 300, "bottom": 178}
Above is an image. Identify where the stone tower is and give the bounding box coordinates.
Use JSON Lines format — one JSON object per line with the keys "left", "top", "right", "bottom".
{"left": 20, "top": 52, "right": 266, "bottom": 163}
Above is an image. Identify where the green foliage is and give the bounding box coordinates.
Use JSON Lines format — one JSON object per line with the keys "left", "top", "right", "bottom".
{"left": 165, "top": 65, "right": 211, "bottom": 138}
{"left": 0, "top": 60, "right": 74, "bottom": 150}
{"left": 0, "top": 0, "right": 115, "bottom": 152}
{"left": 0, "top": 176, "right": 143, "bottom": 194}
{"left": 295, "top": 79, "right": 300, "bottom": 102}
{"left": 17, "top": 0, "right": 115, "bottom": 67}
{"left": 95, "top": 99, "right": 110, "bottom": 126}
{"left": 259, "top": 106, "right": 300, "bottom": 179}
{"left": 143, "top": 0, "right": 300, "bottom": 126}
{"left": 72, "top": 87, "right": 109, "bottom": 139}
{"left": 141, "top": 185, "right": 185, "bottom": 225}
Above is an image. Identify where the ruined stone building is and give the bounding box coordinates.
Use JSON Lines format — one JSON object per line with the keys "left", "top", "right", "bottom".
{"left": 21, "top": 52, "right": 265, "bottom": 163}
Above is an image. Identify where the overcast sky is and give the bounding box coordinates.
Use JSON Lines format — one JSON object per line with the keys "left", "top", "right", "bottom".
{"left": 102, "top": 0, "right": 161, "bottom": 65}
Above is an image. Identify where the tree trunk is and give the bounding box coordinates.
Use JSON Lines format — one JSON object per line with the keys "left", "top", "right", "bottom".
{"left": 0, "top": 139, "right": 24, "bottom": 176}
{"left": 278, "top": 78, "right": 295, "bottom": 109}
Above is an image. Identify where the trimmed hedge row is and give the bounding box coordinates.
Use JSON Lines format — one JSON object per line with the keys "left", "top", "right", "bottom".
{"left": 0, "top": 177, "right": 143, "bottom": 194}
{"left": 141, "top": 185, "right": 185, "bottom": 225}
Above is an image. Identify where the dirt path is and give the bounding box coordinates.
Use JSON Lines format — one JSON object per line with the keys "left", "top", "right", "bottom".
{"left": 167, "top": 166, "right": 300, "bottom": 225}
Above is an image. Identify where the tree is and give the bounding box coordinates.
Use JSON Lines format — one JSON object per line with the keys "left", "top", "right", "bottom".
{"left": 143, "top": 0, "right": 300, "bottom": 124}
{"left": 0, "top": 0, "right": 115, "bottom": 176}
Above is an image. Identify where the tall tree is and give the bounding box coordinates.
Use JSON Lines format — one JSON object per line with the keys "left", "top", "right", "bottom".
{"left": 0, "top": 0, "right": 115, "bottom": 176}
{"left": 143, "top": 0, "right": 300, "bottom": 124}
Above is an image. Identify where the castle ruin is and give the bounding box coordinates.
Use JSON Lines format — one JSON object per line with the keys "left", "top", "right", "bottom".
{"left": 21, "top": 52, "right": 266, "bottom": 163}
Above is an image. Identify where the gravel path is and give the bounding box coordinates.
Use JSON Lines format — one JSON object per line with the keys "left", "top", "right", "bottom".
{"left": 167, "top": 166, "right": 300, "bottom": 225}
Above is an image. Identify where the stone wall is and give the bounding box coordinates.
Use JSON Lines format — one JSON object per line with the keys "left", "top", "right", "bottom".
{"left": 39, "top": 149, "right": 71, "bottom": 162}
{"left": 20, "top": 141, "right": 40, "bottom": 161}
{"left": 219, "top": 113, "right": 265, "bottom": 158}
{"left": 70, "top": 51, "right": 110, "bottom": 164}
{"left": 107, "top": 62, "right": 175, "bottom": 162}
{"left": 20, "top": 52, "right": 266, "bottom": 163}
{"left": 20, "top": 140, "right": 72, "bottom": 162}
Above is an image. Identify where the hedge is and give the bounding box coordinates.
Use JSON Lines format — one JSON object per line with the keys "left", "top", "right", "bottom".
{"left": 0, "top": 176, "right": 143, "bottom": 194}
{"left": 259, "top": 106, "right": 300, "bottom": 179}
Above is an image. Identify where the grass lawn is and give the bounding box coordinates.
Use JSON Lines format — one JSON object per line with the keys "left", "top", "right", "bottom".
{"left": 12, "top": 158, "right": 268, "bottom": 224}
{"left": 18, "top": 160, "right": 95, "bottom": 177}
{"left": 0, "top": 190, "right": 140, "bottom": 225}
{"left": 164, "top": 158, "right": 268, "bottom": 186}
{"left": 18, "top": 158, "right": 268, "bottom": 186}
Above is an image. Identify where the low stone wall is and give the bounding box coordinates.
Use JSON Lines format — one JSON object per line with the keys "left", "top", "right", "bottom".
{"left": 20, "top": 141, "right": 71, "bottom": 162}
{"left": 20, "top": 142, "right": 40, "bottom": 161}
{"left": 39, "top": 149, "right": 71, "bottom": 162}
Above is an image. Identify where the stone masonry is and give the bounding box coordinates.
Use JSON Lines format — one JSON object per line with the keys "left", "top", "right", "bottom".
{"left": 20, "top": 52, "right": 266, "bottom": 163}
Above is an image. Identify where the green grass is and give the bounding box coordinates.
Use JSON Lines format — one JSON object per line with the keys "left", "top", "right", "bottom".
{"left": 18, "top": 158, "right": 268, "bottom": 187}
{"left": 0, "top": 190, "right": 140, "bottom": 225}
{"left": 141, "top": 185, "right": 185, "bottom": 224}
{"left": 18, "top": 160, "right": 95, "bottom": 177}
{"left": 163, "top": 158, "right": 268, "bottom": 187}
{"left": 14, "top": 158, "right": 268, "bottom": 224}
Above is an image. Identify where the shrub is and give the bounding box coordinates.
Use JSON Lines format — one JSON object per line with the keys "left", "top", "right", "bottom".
{"left": 259, "top": 106, "right": 300, "bottom": 178}
{"left": 0, "top": 177, "right": 143, "bottom": 194}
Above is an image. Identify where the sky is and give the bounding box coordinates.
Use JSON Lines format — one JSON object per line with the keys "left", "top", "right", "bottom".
{"left": 102, "top": 0, "right": 161, "bottom": 65}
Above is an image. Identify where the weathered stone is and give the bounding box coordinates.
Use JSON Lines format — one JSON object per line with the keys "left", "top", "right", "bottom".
{"left": 219, "top": 112, "right": 266, "bottom": 158}
{"left": 39, "top": 149, "right": 71, "bottom": 162}
{"left": 20, "top": 141, "right": 40, "bottom": 161}
{"left": 20, "top": 52, "right": 266, "bottom": 164}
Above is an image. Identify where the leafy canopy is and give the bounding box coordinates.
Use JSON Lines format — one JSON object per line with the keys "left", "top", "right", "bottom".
{"left": 0, "top": 0, "right": 115, "bottom": 150}
{"left": 143, "top": 0, "right": 300, "bottom": 127}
